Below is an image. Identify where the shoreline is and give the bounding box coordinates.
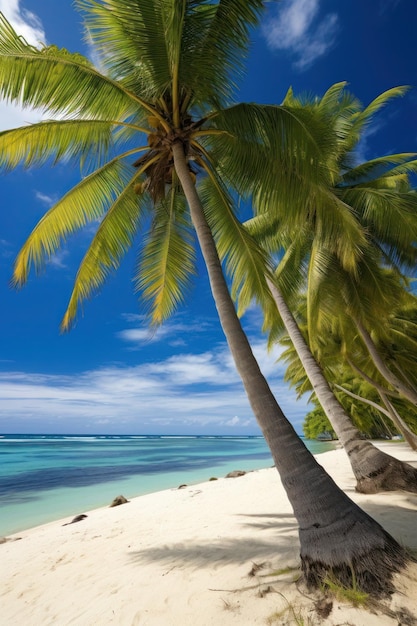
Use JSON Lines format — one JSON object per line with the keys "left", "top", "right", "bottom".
{"left": 1, "top": 442, "right": 416, "bottom": 625}
{"left": 0, "top": 435, "right": 336, "bottom": 537}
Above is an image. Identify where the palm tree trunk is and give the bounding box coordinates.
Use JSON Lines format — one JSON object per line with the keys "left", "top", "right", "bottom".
{"left": 172, "top": 141, "right": 407, "bottom": 594}
{"left": 334, "top": 383, "right": 395, "bottom": 437}
{"left": 379, "top": 391, "right": 417, "bottom": 451}
{"left": 335, "top": 383, "right": 417, "bottom": 450}
{"left": 356, "top": 318, "right": 417, "bottom": 405}
{"left": 267, "top": 279, "right": 417, "bottom": 492}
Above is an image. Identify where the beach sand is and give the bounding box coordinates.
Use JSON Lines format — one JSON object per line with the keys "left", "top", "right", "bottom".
{"left": 1, "top": 442, "right": 416, "bottom": 625}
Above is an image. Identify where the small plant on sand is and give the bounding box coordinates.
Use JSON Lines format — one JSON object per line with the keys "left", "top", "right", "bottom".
{"left": 322, "top": 570, "right": 369, "bottom": 607}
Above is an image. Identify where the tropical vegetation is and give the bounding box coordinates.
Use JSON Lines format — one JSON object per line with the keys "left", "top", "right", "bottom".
{"left": 244, "top": 83, "right": 417, "bottom": 491}
{"left": 0, "top": 1, "right": 411, "bottom": 594}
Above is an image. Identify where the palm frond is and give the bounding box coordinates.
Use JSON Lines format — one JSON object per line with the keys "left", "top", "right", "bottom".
{"left": 198, "top": 174, "right": 273, "bottom": 317}
{"left": 346, "top": 86, "right": 409, "bottom": 146}
{"left": 313, "top": 191, "right": 367, "bottom": 272}
{"left": 209, "top": 102, "right": 336, "bottom": 216}
{"left": 135, "top": 186, "right": 196, "bottom": 325}
{"left": 379, "top": 160, "right": 417, "bottom": 179}
{"left": 244, "top": 212, "right": 301, "bottom": 267}
{"left": 358, "top": 86, "right": 409, "bottom": 122}
{"left": 62, "top": 180, "right": 148, "bottom": 330}
{"left": 185, "top": 0, "right": 264, "bottom": 107}
{"left": 0, "top": 12, "right": 140, "bottom": 120}
{"left": 340, "top": 154, "right": 417, "bottom": 186}
{"left": 317, "top": 82, "right": 350, "bottom": 110}
{"left": 76, "top": 0, "right": 172, "bottom": 100}
{"left": 0, "top": 119, "right": 115, "bottom": 171}
{"left": 339, "top": 186, "right": 417, "bottom": 267}
{"left": 273, "top": 231, "right": 311, "bottom": 303}
{"left": 77, "top": 0, "right": 264, "bottom": 110}
{"left": 13, "top": 159, "right": 134, "bottom": 286}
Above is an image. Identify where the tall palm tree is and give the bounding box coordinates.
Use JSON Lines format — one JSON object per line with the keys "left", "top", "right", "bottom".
{"left": 296, "top": 85, "right": 417, "bottom": 405}
{"left": 267, "top": 273, "right": 417, "bottom": 493}
{"left": 279, "top": 299, "right": 417, "bottom": 448}
{"left": 244, "top": 84, "right": 417, "bottom": 492}
{"left": 0, "top": 2, "right": 407, "bottom": 593}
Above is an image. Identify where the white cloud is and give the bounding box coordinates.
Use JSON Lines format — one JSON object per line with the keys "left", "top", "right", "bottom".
{"left": 118, "top": 320, "right": 216, "bottom": 348}
{"left": 0, "top": 1, "right": 46, "bottom": 130}
{"left": 0, "top": 0, "right": 45, "bottom": 46}
{"left": 263, "top": 0, "right": 338, "bottom": 70}
{"left": 0, "top": 340, "right": 310, "bottom": 434}
{"left": 48, "top": 249, "right": 69, "bottom": 269}
{"left": 118, "top": 326, "right": 173, "bottom": 345}
{"left": 0, "top": 103, "right": 45, "bottom": 130}
{"left": 224, "top": 415, "right": 243, "bottom": 427}
{"left": 35, "top": 191, "right": 55, "bottom": 206}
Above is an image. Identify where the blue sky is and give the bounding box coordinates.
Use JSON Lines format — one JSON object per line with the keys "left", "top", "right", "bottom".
{"left": 0, "top": 0, "right": 415, "bottom": 435}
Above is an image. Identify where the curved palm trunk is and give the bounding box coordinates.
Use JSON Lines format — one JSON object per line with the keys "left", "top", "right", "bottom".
{"left": 337, "top": 381, "right": 417, "bottom": 450}
{"left": 336, "top": 383, "right": 417, "bottom": 451}
{"left": 172, "top": 141, "right": 406, "bottom": 594}
{"left": 356, "top": 319, "right": 417, "bottom": 405}
{"left": 379, "top": 391, "right": 417, "bottom": 451}
{"left": 334, "top": 384, "right": 394, "bottom": 437}
{"left": 268, "top": 280, "right": 417, "bottom": 492}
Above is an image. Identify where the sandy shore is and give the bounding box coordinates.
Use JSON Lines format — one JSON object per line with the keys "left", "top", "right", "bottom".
{"left": 1, "top": 442, "right": 416, "bottom": 625}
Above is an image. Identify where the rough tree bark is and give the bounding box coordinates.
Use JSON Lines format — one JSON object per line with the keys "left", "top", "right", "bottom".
{"left": 267, "top": 280, "right": 417, "bottom": 493}
{"left": 172, "top": 141, "right": 408, "bottom": 595}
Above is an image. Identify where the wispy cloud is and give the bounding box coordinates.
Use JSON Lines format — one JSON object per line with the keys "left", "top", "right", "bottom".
{"left": 263, "top": 0, "right": 339, "bottom": 70}
{"left": 35, "top": 191, "right": 56, "bottom": 206}
{"left": 48, "top": 249, "right": 70, "bottom": 270}
{"left": 351, "top": 119, "right": 386, "bottom": 166}
{"left": 0, "top": 1, "right": 47, "bottom": 130}
{"left": 118, "top": 319, "right": 216, "bottom": 348}
{"left": 0, "top": 239, "right": 14, "bottom": 260}
{"left": 0, "top": 340, "right": 309, "bottom": 434}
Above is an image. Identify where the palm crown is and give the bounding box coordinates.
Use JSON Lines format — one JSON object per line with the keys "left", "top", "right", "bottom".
{"left": 256, "top": 83, "right": 417, "bottom": 414}
{"left": 0, "top": 0, "right": 254, "bottom": 326}
{"left": 0, "top": 0, "right": 327, "bottom": 332}
{"left": 249, "top": 83, "right": 417, "bottom": 327}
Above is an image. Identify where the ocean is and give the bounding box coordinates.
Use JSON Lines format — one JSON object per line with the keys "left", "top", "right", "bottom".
{"left": 0, "top": 434, "right": 336, "bottom": 536}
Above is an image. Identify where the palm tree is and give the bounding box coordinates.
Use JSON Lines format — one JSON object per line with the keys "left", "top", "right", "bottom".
{"left": 270, "top": 276, "right": 417, "bottom": 491}
{"left": 297, "top": 86, "right": 417, "bottom": 406}
{"left": 244, "top": 83, "right": 417, "bottom": 492}
{"left": 280, "top": 308, "right": 417, "bottom": 448}
{"left": 0, "top": 2, "right": 407, "bottom": 593}
{"left": 305, "top": 294, "right": 417, "bottom": 449}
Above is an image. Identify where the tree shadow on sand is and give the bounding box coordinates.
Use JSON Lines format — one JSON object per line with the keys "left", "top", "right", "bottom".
{"left": 129, "top": 512, "right": 300, "bottom": 568}
{"left": 356, "top": 498, "right": 417, "bottom": 551}
{"left": 129, "top": 535, "right": 300, "bottom": 569}
{"left": 128, "top": 496, "right": 417, "bottom": 569}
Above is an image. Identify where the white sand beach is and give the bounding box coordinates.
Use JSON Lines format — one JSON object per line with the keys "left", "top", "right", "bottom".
{"left": 1, "top": 442, "right": 416, "bottom": 625}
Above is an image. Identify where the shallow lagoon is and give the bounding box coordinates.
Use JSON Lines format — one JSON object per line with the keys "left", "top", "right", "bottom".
{"left": 0, "top": 434, "right": 336, "bottom": 535}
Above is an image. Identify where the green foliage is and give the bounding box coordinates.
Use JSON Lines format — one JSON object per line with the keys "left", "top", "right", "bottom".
{"left": 279, "top": 293, "right": 417, "bottom": 440}
{"left": 0, "top": 2, "right": 331, "bottom": 331}
{"left": 134, "top": 189, "right": 197, "bottom": 325}
{"left": 248, "top": 82, "right": 417, "bottom": 432}
{"left": 323, "top": 574, "right": 369, "bottom": 607}
{"left": 303, "top": 408, "right": 336, "bottom": 440}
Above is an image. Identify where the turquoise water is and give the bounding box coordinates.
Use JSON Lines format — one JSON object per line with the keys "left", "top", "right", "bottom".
{"left": 0, "top": 434, "right": 336, "bottom": 536}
